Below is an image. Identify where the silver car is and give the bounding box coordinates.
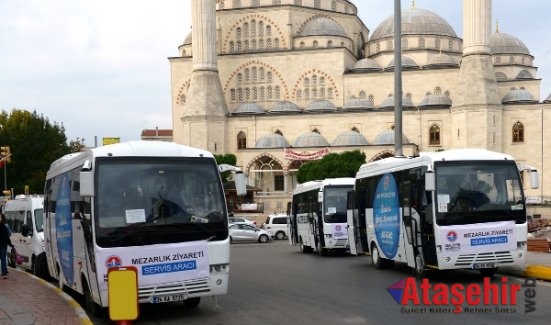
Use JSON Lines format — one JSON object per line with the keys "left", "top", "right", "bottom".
{"left": 229, "top": 224, "right": 271, "bottom": 243}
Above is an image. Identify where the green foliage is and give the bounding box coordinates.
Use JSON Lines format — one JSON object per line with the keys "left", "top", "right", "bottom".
{"left": 214, "top": 153, "right": 237, "bottom": 166}
{"left": 0, "top": 109, "right": 71, "bottom": 195}
{"left": 296, "top": 150, "right": 366, "bottom": 183}
{"left": 214, "top": 153, "right": 237, "bottom": 182}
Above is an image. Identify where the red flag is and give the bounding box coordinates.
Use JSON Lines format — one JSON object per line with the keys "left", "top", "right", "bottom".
{"left": 0, "top": 160, "right": 4, "bottom": 168}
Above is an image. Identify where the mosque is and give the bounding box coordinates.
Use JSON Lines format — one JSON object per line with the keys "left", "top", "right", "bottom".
{"left": 168, "top": 0, "right": 550, "bottom": 215}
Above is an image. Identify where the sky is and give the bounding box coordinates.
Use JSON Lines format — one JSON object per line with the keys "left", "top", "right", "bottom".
{"left": 1, "top": 0, "right": 550, "bottom": 147}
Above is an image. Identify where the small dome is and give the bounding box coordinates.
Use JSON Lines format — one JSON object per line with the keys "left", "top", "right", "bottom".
{"left": 490, "top": 32, "right": 530, "bottom": 55}
{"left": 294, "top": 132, "right": 330, "bottom": 147}
{"left": 502, "top": 88, "right": 537, "bottom": 104}
{"left": 379, "top": 95, "right": 415, "bottom": 109}
{"left": 304, "top": 99, "right": 338, "bottom": 112}
{"left": 343, "top": 98, "right": 375, "bottom": 110}
{"left": 270, "top": 101, "right": 301, "bottom": 114}
{"left": 419, "top": 94, "right": 452, "bottom": 107}
{"left": 424, "top": 53, "right": 458, "bottom": 68}
{"left": 544, "top": 93, "right": 551, "bottom": 103}
{"left": 332, "top": 131, "right": 369, "bottom": 146}
{"left": 299, "top": 17, "right": 347, "bottom": 37}
{"left": 232, "top": 102, "right": 265, "bottom": 115}
{"left": 255, "top": 134, "right": 290, "bottom": 148}
{"left": 374, "top": 130, "right": 410, "bottom": 145}
{"left": 387, "top": 56, "right": 419, "bottom": 70}
{"left": 353, "top": 58, "right": 381, "bottom": 72}
{"left": 183, "top": 32, "right": 192, "bottom": 45}
{"left": 370, "top": 8, "right": 457, "bottom": 41}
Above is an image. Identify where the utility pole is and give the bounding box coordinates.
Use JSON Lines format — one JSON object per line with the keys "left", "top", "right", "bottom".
{"left": 394, "top": 0, "right": 403, "bottom": 157}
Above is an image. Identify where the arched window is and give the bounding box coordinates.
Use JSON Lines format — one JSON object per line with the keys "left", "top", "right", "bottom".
{"left": 236, "top": 27, "right": 242, "bottom": 39}
{"left": 331, "top": 1, "right": 337, "bottom": 11}
{"left": 512, "top": 121, "right": 524, "bottom": 143}
{"left": 429, "top": 124, "right": 441, "bottom": 145}
{"left": 237, "top": 131, "right": 247, "bottom": 150}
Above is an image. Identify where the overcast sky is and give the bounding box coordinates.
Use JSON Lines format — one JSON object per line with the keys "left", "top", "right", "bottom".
{"left": 1, "top": 0, "right": 550, "bottom": 147}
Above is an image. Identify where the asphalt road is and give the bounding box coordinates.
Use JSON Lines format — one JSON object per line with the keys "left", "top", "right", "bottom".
{"left": 91, "top": 240, "right": 551, "bottom": 324}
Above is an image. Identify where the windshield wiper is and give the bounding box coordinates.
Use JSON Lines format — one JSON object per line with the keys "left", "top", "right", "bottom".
{"left": 187, "top": 222, "right": 217, "bottom": 241}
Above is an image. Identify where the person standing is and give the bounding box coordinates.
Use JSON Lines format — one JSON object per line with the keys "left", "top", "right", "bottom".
{"left": 0, "top": 213, "right": 14, "bottom": 279}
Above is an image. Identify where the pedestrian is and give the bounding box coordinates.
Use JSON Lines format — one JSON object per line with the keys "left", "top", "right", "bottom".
{"left": 2, "top": 213, "right": 12, "bottom": 237}
{"left": 0, "top": 213, "right": 14, "bottom": 279}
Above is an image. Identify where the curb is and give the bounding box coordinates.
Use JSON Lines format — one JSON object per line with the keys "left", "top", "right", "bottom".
{"left": 14, "top": 268, "right": 93, "bottom": 325}
{"left": 524, "top": 264, "right": 551, "bottom": 281}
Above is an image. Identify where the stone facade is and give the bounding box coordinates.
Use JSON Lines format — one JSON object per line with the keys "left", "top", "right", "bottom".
{"left": 170, "top": 0, "right": 551, "bottom": 215}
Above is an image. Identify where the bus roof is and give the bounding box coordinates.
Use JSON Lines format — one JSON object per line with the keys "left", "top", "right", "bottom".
{"left": 46, "top": 141, "right": 215, "bottom": 179}
{"left": 356, "top": 149, "right": 516, "bottom": 180}
{"left": 293, "top": 177, "right": 355, "bottom": 195}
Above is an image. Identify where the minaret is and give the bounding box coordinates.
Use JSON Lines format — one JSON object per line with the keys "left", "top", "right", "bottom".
{"left": 452, "top": 0, "right": 501, "bottom": 150}
{"left": 178, "top": 0, "right": 227, "bottom": 152}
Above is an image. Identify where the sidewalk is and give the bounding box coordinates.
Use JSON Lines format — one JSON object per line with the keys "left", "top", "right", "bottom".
{"left": 0, "top": 267, "right": 91, "bottom": 324}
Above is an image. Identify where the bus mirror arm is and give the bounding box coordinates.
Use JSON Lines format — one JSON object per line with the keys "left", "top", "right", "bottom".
{"left": 218, "top": 164, "right": 247, "bottom": 197}
{"left": 425, "top": 170, "right": 435, "bottom": 192}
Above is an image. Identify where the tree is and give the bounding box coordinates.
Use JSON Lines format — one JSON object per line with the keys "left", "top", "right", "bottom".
{"left": 69, "top": 137, "right": 87, "bottom": 153}
{"left": 296, "top": 150, "right": 366, "bottom": 183}
{"left": 0, "top": 109, "right": 71, "bottom": 195}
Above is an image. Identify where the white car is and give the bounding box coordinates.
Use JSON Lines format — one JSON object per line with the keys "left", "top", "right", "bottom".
{"left": 228, "top": 216, "right": 257, "bottom": 226}
{"left": 229, "top": 224, "right": 271, "bottom": 243}
{"left": 262, "top": 214, "right": 289, "bottom": 240}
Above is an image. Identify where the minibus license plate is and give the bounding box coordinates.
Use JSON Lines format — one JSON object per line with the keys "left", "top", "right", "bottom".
{"left": 473, "top": 263, "right": 496, "bottom": 269}
{"left": 151, "top": 294, "right": 188, "bottom": 303}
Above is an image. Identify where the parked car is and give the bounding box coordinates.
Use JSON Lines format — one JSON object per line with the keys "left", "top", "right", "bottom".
{"left": 229, "top": 224, "right": 271, "bottom": 243}
{"left": 262, "top": 213, "right": 289, "bottom": 240}
{"left": 228, "top": 215, "right": 257, "bottom": 226}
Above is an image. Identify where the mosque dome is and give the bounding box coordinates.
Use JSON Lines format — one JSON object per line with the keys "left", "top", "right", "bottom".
{"left": 343, "top": 98, "right": 375, "bottom": 110}
{"left": 232, "top": 102, "right": 266, "bottom": 115}
{"left": 370, "top": 8, "right": 457, "bottom": 41}
{"left": 374, "top": 130, "right": 410, "bottom": 145}
{"left": 352, "top": 58, "right": 381, "bottom": 72}
{"left": 304, "top": 99, "right": 338, "bottom": 112}
{"left": 332, "top": 131, "right": 369, "bottom": 146}
{"left": 424, "top": 53, "right": 458, "bottom": 68}
{"left": 502, "top": 88, "right": 537, "bottom": 104}
{"left": 386, "top": 56, "right": 419, "bottom": 70}
{"left": 294, "top": 132, "right": 330, "bottom": 147}
{"left": 490, "top": 32, "right": 530, "bottom": 55}
{"left": 379, "top": 95, "right": 415, "bottom": 109}
{"left": 183, "top": 32, "right": 192, "bottom": 45}
{"left": 419, "top": 94, "right": 452, "bottom": 107}
{"left": 299, "top": 16, "right": 348, "bottom": 38}
{"left": 544, "top": 93, "right": 551, "bottom": 103}
{"left": 255, "top": 134, "right": 290, "bottom": 148}
{"left": 270, "top": 101, "right": 301, "bottom": 114}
